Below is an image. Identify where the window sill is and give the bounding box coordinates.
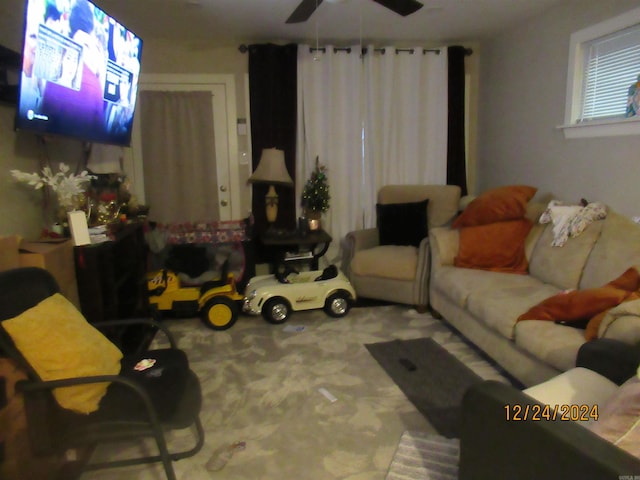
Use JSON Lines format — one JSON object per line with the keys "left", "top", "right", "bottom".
{"left": 558, "top": 117, "right": 640, "bottom": 139}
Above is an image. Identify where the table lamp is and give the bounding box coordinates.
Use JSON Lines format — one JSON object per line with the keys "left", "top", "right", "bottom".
{"left": 248, "top": 148, "right": 294, "bottom": 227}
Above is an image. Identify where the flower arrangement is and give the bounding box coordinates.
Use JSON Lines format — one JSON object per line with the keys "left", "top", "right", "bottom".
{"left": 301, "top": 156, "right": 330, "bottom": 215}
{"left": 11, "top": 162, "right": 95, "bottom": 211}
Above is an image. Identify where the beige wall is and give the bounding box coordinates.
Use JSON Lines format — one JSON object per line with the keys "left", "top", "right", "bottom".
{"left": 7, "top": 0, "right": 637, "bottom": 239}
{"left": 0, "top": 0, "right": 251, "bottom": 237}
{"left": 477, "top": 0, "right": 640, "bottom": 218}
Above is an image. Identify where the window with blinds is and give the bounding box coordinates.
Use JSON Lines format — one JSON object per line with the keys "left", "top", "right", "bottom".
{"left": 580, "top": 24, "right": 640, "bottom": 122}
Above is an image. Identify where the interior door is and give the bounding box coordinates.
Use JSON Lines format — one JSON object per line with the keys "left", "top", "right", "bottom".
{"left": 127, "top": 74, "right": 240, "bottom": 221}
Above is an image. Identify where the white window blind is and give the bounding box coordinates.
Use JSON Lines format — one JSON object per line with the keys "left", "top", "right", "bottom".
{"left": 581, "top": 24, "right": 640, "bottom": 122}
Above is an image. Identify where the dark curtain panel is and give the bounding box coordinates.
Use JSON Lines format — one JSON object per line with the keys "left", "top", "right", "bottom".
{"left": 447, "top": 45, "right": 468, "bottom": 196}
{"left": 248, "top": 43, "right": 298, "bottom": 235}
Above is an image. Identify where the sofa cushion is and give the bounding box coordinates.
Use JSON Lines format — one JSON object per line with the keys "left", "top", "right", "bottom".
{"left": 454, "top": 219, "right": 532, "bottom": 273}
{"left": 452, "top": 185, "right": 537, "bottom": 228}
{"left": 350, "top": 245, "right": 417, "bottom": 281}
{"left": 524, "top": 222, "right": 546, "bottom": 260}
{"left": 580, "top": 212, "right": 640, "bottom": 290}
{"left": 514, "top": 320, "right": 586, "bottom": 372}
{"left": 594, "top": 298, "right": 640, "bottom": 344}
{"left": 525, "top": 202, "right": 547, "bottom": 222}
{"left": 528, "top": 220, "right": 603, "bottom": 290}
{"left": 432, "top": 265, "right": 547, "bottom": 309}
{"left": 524, "top": 367, "right": 618, "bottom": 423}
{"left": 467, "top": 283, "right": 560, "bottom": 339}
{"left": 429, "top": 227, "right": 459, "bottom": 267}
{"left": 589, "top": 375, "right": 640, "bottom": 459}
{"left": 376, "top": 199, "right": 428, "bottom": 247}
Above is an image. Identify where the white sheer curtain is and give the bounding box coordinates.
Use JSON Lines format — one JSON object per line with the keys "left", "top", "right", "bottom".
{"left": 296, "top": 44, "right": 449, "bottom": 259}
{"left": 362, "top": 46, "right": 448, "bottom": 228}
{"left": 296, "top": 45, "right": 364, "bottom": 261}
{"left": 139, "top": 90, "right": 218, "bottom": 224}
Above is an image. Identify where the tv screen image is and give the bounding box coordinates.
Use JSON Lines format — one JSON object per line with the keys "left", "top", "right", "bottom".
{"left": 16, "top": 0, "right": 143, "bottom": 146}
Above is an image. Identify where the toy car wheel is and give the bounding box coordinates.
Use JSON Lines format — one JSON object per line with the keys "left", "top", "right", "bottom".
{"left": 201, "top": 296, "right": 238, "bottom": 330}
{"left": 262, "top": 297, "right": 291, "bottom": 324}
{"left": 324, "top": 291, "right": 351, "bottom": 318}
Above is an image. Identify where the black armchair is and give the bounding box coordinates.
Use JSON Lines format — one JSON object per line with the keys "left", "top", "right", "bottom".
{"left": 0, "top": 267, "right": 204, "bottom": 480}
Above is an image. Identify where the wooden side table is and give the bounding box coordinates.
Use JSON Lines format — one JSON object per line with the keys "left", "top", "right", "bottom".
{"left": 260, "top": 229, "right": 332, "bottom": 271}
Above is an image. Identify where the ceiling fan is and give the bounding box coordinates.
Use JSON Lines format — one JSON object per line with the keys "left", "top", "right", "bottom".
{"left": 286, "top": 0, "right": 424, "bottom": 24}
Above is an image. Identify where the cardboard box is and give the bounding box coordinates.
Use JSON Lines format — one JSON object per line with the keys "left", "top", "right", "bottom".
{"left": 19, "top": 240, "right": 80, "bottom": 310}
{"left": 0, "top": 235, "right": 20, "bottom": 271}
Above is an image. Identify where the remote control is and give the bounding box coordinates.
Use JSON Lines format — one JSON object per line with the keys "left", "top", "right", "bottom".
{"left": 399, "top": 358, "right": 417, "bottom": 371}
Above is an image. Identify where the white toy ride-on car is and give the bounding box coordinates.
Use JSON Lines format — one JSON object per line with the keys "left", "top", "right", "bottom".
{"left": 242, "top": 264, "right": 357, "bottom": 324}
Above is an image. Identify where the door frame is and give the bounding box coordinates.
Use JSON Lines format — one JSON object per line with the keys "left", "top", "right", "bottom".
{"left": 127, "top": 73, "right": 240, "bottom": 220}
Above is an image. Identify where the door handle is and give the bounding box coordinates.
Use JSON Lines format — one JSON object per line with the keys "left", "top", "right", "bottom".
{"left": 220, "top": 200, "right": 228, "bottom": 207}
{"left": 220, "top": 185, "right": 227, "bottom": 192}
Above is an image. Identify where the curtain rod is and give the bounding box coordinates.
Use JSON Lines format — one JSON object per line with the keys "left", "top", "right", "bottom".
{"left": 309, "top": 46, "right": 441, "bottom": 55}
{"left": 238, "top": 44, "right": 473, "bottom": 56}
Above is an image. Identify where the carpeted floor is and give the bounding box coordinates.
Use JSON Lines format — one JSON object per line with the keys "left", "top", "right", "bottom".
{"left": 80, "top": 305, "right": 507, "bottom": 480}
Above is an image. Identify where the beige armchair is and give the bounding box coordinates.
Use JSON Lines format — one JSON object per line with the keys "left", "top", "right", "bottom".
{"left": 343, "top": 185, "right": 461, "bottom": 311}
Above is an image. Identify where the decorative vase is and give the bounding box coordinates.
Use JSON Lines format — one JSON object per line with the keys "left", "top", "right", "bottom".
{"left": 57, "top": 194, "right": 91, "bottom": 225}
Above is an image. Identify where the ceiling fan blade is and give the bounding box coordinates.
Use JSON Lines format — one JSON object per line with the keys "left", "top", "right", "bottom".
{"left": 286, "top": 0, "right": 324, "bottom": 23}
{"left": 372, "top": 0, "right": 423, "bottom": 17}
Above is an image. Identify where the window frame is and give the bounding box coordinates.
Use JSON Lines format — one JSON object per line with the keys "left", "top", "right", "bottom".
{"left": 561, "top": 6, "right": 640, "bottom": 139}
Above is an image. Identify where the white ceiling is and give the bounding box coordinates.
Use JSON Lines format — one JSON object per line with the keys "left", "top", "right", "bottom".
{"left": 91, "top": 0, "right": 566, "bottom": 48}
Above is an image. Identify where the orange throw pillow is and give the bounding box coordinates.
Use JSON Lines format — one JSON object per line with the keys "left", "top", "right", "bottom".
{"left": 518, "top": 267, "right": 640, "bottom": 331}
{"left": 452, "top": 185, "right": 537, "bottom": 228}
{"left": 607, "top": 267, "right": 640, "bottom": 291}
{"left": 454, "top": 219, "right": 532, "bottom": 273}
{"left": 518, "top": 287, "right": 633, "bottom": 323}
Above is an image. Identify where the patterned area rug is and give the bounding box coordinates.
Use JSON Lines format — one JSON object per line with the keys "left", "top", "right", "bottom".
{"left": 385, "top": 431, "right": 459, "bottom": 480}
{"left": 81, "top": 305, "right": 506, "bottom": 480}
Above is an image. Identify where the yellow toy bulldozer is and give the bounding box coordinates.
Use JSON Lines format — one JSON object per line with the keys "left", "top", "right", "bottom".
{"left": 146, "top": 260, "right": 243, "bottom": 330}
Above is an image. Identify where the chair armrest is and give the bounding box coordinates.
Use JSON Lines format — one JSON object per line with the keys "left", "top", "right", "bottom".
{"left": 460, "top": 381, "right": 640, "bottom": 480}
{"left": 576, "top": 338, "right": 640, "bottom": 385}
{"left": 17, "top": 374, "right": 162, "bottom": 423}
{"left": 345, "top": 228, "right": 379, "bottom": 252}
{"left": 343, "top": 228, "right": 379, "bottom": 276}
{"left": 93, "top": 317, "right": 177, "bottom": 349}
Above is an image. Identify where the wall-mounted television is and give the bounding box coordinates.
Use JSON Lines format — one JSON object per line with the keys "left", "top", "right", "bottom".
{"left": 15, "top": 0, "right": 143, "bottom": 147}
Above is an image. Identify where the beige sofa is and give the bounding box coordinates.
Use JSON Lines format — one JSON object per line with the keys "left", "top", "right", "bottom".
{"left": 429, "top": 200, "right": 640, "bottom": 387}
{"left": 344, "top": 185, "right": 461, "bottom": 311}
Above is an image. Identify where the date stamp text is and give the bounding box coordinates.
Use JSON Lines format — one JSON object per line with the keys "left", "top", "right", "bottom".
{"left": 504, "top": 403, "right": 599, "bottom": 422}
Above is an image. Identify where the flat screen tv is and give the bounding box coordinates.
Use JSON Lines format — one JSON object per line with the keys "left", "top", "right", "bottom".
{"left": 15, "top": 0, "right": 143, "bottom": 147}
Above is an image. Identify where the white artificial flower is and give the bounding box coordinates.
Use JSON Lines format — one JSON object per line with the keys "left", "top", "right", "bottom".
{"left": 11, "top": 163, "right": 95, "bottom": 210}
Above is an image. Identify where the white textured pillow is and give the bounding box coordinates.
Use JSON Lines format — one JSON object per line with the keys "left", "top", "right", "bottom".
{"left": 589, "top": 375, "right": 640, "bottom": 458}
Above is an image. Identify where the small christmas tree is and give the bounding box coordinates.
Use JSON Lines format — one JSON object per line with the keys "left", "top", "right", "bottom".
{"left": 301, "top": 157, "right": 330, "bottom": 214}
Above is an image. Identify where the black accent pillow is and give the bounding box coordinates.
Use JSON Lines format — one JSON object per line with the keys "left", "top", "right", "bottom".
{"left": 376, "top": 199, "right": 429, "bottom": 247}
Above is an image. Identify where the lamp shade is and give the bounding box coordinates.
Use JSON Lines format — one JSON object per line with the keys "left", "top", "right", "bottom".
{"left": 248, "top": 148, "right": 294, "bottom": 186}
